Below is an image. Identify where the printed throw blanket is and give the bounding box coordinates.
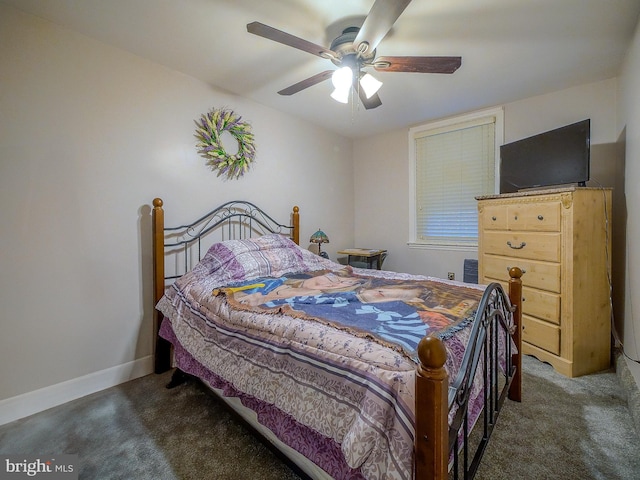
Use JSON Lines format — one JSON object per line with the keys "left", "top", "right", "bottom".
{"left": 221, "top": 268, "right": 484, "bottom": 361}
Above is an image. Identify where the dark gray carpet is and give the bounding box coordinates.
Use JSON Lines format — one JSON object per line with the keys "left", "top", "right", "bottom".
{"left": 1, "top": 355, "right": 639, "bottom": 479}
{"left": 0, "top": 372, "right": 301, "bottom": 480}
{"left": 475, "top": 355, "right": 640, "bottom": 480}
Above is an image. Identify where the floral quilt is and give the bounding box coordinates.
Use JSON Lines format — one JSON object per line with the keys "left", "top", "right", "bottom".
{"left": 156, "top": 234, "right": 488, "bottom": 480}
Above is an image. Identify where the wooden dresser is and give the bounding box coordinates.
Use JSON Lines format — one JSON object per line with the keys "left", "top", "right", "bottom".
{"left": 477, "top": 187, "right": 612, "bottom": 377}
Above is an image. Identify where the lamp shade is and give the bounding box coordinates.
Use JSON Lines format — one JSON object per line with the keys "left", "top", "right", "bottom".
{"left": 331, "top": 66, "right": 353, "bottom": 90}
{"left": 330, "top": 67, "right": 353, "bottom": 104}
{"left": 330, "top": 88, "right": 350, "bottom": 104}
{"left": 310, "top": 229, "right": 329, "bottom": 245}
{"left": 359, "top": 73, "right": 383, "bottom": 99}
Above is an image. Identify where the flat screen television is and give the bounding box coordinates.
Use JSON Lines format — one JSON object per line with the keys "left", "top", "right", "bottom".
{"left": 499, "top": 119, "right": 590, "bottom": 194}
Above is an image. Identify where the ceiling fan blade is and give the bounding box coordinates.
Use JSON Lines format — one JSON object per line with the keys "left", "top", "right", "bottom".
{"left": 357, "top": 87, "right": 382, "bottom": 110}
{"left": 278, "top": 70, "right": 334, "bottom": 96}
{"left": 354, "top": 0, "right": 412, "bottom": 54}
{"left": 373, "top": 56, "right": 462, "bottom": 74}
{"left": 247, "top": 22, "right": 337, "bottom": 60}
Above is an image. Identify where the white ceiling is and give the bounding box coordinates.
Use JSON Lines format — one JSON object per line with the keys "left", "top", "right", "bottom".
{"left": 5, "top": 0, "right": 640, "bottom": 138}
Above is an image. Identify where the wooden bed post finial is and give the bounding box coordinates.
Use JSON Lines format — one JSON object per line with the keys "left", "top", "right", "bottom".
{"left": 292, "top": 205, "right": 300, "bottom": 245}
{"left": 152, "top": 197, "right": 171, "bottom": 374}
{"left": 152, "top": 198, "right": 165, "bottom": 307}
{"left": 508, "top": 266, "right": 523, "bottom": 402}
{"left": 415, "top": 335, "right": 448, "bottom": 480}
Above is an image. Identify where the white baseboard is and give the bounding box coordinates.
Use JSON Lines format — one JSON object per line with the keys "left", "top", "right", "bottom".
{"left": 0, "top": 356, "right": 154, "bottom": 426}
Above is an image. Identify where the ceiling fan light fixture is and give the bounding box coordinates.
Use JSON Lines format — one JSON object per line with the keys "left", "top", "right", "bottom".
{"left": 330, "top": 87, "right": 350, "bottom": 104}
{"left": 359, "top": 73, "right": 383, "bottom": 99}
{"left": 331, "top": 66, "right": 353, "bottom": 91}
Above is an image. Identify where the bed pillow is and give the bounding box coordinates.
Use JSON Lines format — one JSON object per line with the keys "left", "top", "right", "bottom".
{"left": 205, "top": 234, "right": 306, "bottom": 279}
{"left": 174, "top": 234, "right": 332, "bottom": 294}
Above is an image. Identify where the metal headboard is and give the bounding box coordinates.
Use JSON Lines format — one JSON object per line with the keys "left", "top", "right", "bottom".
{"left": 161, "top": 200, "right": 299, "bottom": 281}
{"left": 151, "top": 197, "right": 300, "bottom": 373}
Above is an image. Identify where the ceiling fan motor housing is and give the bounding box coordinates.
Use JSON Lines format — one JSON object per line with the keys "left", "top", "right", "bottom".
{"left": 329, "top": 27, "right": 376, "bottom": 67}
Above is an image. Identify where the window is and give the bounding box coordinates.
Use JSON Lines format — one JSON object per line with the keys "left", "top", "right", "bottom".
{"left": 409, "top": 108, "right": 503, "bottom": 248}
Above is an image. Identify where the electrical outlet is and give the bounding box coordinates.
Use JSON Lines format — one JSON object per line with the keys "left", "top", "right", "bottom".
{"left": 447, "top": 272, "right": 455, "bottom": 280}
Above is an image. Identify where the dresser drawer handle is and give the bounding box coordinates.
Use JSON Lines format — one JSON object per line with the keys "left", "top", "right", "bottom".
{"left": 507, "top": 241, "right": 526, "bottom": 250}
{"left": 538, "top": 215, "right": 544, "bottom": 220}
{"left": 492, "top": 216, "right": 497, "bottom": 221}
{"left": 507, "top": 266, "right": 526, "bottom": 274}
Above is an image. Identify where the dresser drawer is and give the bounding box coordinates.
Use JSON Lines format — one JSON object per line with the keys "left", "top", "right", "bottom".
{"left": 521, "top": 287, "right": 561, "bottom": 324}
{"left": 482, "top": 231, "right": 561, "bottom": 262}
{"left": 481, "top": 205, "right": 509, "bottom": 230}
{"left": 507, "top": 202, "right": 561, "bottom": 231}
{"left": 523, "top": 314, "right": 560, "bottom": 355}
{"left": 480, "top": 201, "right": 561, "bottom": 231}
{"left": 481, "top": 254, "right": 561, "bottom": 293}
{"left": 495, "top": 281, "right": 561, "bottom": 324}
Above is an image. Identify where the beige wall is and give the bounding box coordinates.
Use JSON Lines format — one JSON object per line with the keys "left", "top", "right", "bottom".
{"left": 618, "top": 16, "right": 640, "bottom": 387}
{"left": 0, "top": 4, "right": 354, "bottom": 415}
{"left": 353, "top": 78, "right": 619, "bottom": 280}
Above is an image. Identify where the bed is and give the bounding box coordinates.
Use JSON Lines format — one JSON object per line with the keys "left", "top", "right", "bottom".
{"left": 151, "top": 198, "right": 522, "bottom": 480}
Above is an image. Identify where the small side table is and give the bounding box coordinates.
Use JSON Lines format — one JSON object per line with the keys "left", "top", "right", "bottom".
{"left": 337, "top": 248, "right": 387, "bottom": 270}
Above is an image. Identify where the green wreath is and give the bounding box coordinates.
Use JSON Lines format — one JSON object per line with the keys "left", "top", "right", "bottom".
{"left": 195, "top": 108, "right": 256, "bottom": 179}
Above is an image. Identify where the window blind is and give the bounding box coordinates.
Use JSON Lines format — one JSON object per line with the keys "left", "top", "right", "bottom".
{"left": 414, "top": 117, "right": 495, "bottom": 245}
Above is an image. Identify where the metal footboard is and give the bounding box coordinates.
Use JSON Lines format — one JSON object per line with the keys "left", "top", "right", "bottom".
{"left": 447, "top": 282, "right": 517, "bottom": 479}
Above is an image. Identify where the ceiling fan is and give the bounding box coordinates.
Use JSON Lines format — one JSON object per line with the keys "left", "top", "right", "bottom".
{"left": 246, "top": 0, "right": 461, "bottom": 109}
